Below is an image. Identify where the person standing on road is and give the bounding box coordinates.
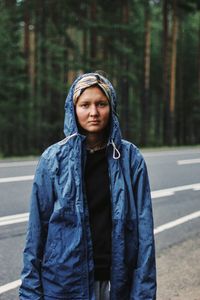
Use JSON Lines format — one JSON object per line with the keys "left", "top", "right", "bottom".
{"left": 19, "top": 72, "right": 156, "bottom": 299}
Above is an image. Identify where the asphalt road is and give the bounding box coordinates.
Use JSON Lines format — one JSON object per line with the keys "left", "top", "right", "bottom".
{"left": 0, "top": 147, "right": 200, "bottom": 299}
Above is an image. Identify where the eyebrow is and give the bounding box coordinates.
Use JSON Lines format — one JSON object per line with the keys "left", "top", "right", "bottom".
{"left": 78, "top": 98, "right": 108, "bottom": 103}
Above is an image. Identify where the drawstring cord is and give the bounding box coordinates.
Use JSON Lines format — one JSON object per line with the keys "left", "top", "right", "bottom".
{"left": 111, "top": 139, "right": 121, "bottom": 159}
{"left": 58, "top": 132, "right": 78, "bottom": 145}
{"left": 59, "top": 134, "right": 121, "bottom": 160}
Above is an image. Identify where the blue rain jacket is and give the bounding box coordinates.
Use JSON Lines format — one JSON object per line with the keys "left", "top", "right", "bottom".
{"left": 19, "top": 73, "right": 156, "bottom": 299}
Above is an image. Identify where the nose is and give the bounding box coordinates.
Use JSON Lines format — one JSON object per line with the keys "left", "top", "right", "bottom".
{"left": 90, "top": 104, "right": 98, "bottom": 116}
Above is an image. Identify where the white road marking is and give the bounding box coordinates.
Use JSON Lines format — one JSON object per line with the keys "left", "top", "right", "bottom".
{"left": 0, "top": 209, "right": 200, "bottom": 294}
{"left": 143, "top": 149, "right": 200, "bottom": 157}
{"left": 154, "top": 211, "right": 200, "bottom": 234}
{"left": 0, "top": 161, "right": 37, "bottom": 168}
{"left": 0, "top": 175, "right": 34, "bottom": 183}
{"left": 177, "top": 158, "right": 200, "bottom": 165}
{"left": 151, "top": 182, "right": 200, "bottom": 198}
{"left": 152, "top": 190, "right": 174, "bottom": 198}
{"left": 1, "top": 211, "right": 200, "bottom": 296}
{"left": 0, "top": 151, "right": 199, "bottom": 294}
{"left": 0, "top": 182, "right": 199, "bottom": 226}
{"left": 0, "top": 213, "right": 29, "bottom": 226}
{"left": 0, "top": 279, "right": 21, "bottom": 294}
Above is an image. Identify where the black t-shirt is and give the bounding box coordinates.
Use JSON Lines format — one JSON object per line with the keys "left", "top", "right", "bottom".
{"left": 84, "top": 148, "right": 112, "bottom": 281}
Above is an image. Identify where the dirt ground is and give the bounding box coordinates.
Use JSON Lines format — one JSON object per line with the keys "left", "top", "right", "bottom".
{"left": 157, "top": 233, "right": 200, "bottom": 300}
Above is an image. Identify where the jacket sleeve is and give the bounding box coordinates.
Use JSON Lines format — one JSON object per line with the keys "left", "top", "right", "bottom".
{"left": 131, "top": 151, "right": 157, "bottom": 300}
{"left": 19, "top": 156, "right": 55, "bottom": 300}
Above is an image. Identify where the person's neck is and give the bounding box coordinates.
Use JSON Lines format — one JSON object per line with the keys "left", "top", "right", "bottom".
{"left": 86, "top": 132, "right": 107, "bottom": 149}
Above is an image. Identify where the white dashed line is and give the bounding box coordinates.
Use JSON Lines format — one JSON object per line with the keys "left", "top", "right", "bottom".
{"left": 143, "top": 149, "right": 200, "bottom": 157}
{"left": 151, "top": 183, "right": 200, "bottom": 199}
{"left": 0, "top": 183, "right": 200, "bottom": 227}
{"left": 0, "top": 175, "right": 34, "bottom": 183}
{"left": 1, "top": 210, "right": 200, "bottom": 294}
{"left": 1, "top": 209, "right": 200, "bottom": 294}
{"left": 0, "top": 161, "right": 37, "bottom": 168}
{"left": 0, "top": 279, "right": 21, "bottom": 295}
{"left": 177, "top": 158, "right": 200, "bottom": 165}
{"left": 1, "top": 155, "right": 200, "bottom": 295}
{"left": 0, "top": 213, "right": 29, "bottom": 226}
{"left": 154, "top": 211, "right": 200, "bottom": 234}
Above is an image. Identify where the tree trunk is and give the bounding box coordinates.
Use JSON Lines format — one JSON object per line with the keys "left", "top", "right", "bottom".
{"left": 34, "top": 0, "right": 43, "bottom": 150}
{"left": 141, "top": 0, "right": 151, "bottom": 146}
{"left": 169, "top": 0, "right": 178, "bottom": 145}
{"left": 83, "top": 30, "right": 88, "bottom": 69}
{"left": 176, "top": 19, "right": 183, "bottom": 145}
{"left": 120, "top": 0, "right": 130, "bottom": 139}
{"left": 90, "top": 0, "right": 97, "bottom": 69}
{"left": 162, "top": 0, "right": 170, "bottom": 145}
{"left": 198, "top": 12, "right": 200, "bottom": 94}
{"left": 24, "top": 0, "right": 30, "bottom": 76}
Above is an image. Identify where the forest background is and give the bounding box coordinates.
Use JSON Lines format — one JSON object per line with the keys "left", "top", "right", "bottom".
{"left": 0, "top": 0, "right": 199, "bottom": 156}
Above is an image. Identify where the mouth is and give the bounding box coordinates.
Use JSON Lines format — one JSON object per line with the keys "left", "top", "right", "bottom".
{"left": 88, "top": 120, "right": 100, "bottom": 124}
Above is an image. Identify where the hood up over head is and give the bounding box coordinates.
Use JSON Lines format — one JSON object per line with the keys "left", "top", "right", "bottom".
{"left": 64, "top": 72, "right": 122, "bottom": 148}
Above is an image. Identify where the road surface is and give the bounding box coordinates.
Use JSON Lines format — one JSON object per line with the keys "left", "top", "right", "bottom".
{"left": 0, "top": 147, "right": 200, "bottom": 299}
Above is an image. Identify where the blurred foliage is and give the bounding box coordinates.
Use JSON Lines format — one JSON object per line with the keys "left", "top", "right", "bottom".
{"left": 0, "top": 0, "right": 199, "bottom": 156}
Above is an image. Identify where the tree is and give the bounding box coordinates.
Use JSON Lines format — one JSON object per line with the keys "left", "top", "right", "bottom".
{"left": 0, "top": 0, "right": 199, "bottom": 156}
{"left": 141, "top": 0, "right": 151, "bottom": 145}
{"left": 0, "top": 1, "right": 27, "bottom": 155}
{"left": 169, "top": 0, "right": 178, "bottom": 145}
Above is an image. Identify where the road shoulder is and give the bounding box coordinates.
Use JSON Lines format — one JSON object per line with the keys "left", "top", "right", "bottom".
{"left": 157, "top": 232, "right": 200, "bottom": 300}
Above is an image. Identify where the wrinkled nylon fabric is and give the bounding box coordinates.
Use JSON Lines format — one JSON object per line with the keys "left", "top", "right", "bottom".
{"left": 19, "top": 73, "right": 156, "bottom": 299}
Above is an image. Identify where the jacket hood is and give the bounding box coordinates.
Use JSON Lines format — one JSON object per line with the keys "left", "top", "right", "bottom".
{"left": 64, "top": 73, "right": 122, "bottom": 146}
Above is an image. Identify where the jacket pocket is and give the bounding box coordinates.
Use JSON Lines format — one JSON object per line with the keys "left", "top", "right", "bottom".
{"left": 43, "top": 209, "right": 81, "bottom": 265}
{"left": 41, "top": 208, "right": 84, "bottom": 296}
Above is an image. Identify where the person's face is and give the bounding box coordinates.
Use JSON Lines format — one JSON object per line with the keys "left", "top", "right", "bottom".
{"left": 75, "top": 86, "right": 110, "bottom": 134}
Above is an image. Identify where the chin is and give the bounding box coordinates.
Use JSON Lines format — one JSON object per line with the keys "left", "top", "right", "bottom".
{"left": 84, "top": 125, "right": 103, "bottom": 132}
{"left": 87, "top": 129, "right": 103, "bottom": 133}
{"left": 85, "top": 126, "right": 106, "bottom": 134}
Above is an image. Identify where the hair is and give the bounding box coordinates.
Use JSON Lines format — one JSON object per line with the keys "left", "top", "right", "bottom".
{"left": 73, "top": 72, "right": 112, "bottom": 105}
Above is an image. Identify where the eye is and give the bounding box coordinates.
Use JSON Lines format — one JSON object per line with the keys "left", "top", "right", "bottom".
{"left": 80, "top": 103, "right": 89, "bottom": 108}
{"left": 98, "top": 101, "right": 109, "bottom": 107}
